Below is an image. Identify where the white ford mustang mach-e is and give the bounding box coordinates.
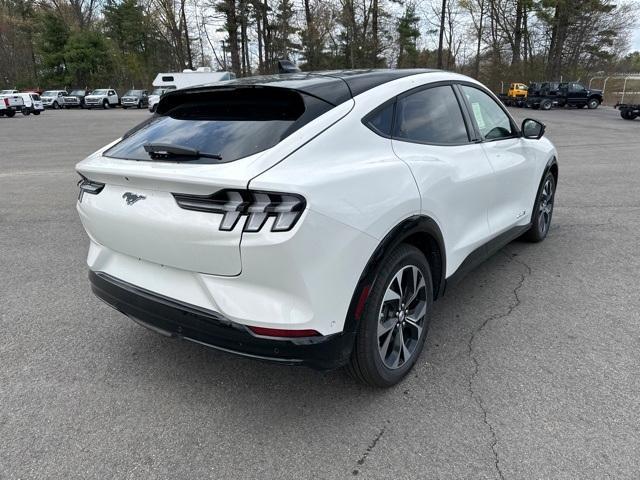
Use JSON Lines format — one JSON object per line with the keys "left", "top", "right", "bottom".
{"left": 76, "top": 69, "right": 557, "bottom": 386}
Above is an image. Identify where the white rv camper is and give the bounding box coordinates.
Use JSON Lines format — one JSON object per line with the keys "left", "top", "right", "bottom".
{"left": 148, "top": 68, "right": 235, "bottom": 112}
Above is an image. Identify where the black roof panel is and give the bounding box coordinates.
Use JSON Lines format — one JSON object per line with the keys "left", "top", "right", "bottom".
{"left": 187, "top": 69, "right": 436, "bottom": 105}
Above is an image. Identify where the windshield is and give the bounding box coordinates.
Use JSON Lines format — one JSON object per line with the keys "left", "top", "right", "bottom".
{"left": 125, "top": 90, "right": 142, "bottom": 96}
{"left": 105, "top": 88, "right": 332, "bottom": 164}
{"left": 91, "top": 89, "right": 108, "bottom": 95}
{"left": 1, "top": 90, "right": 15, "bottom": 94}
{"left": 42, "top": 91, "right": 57, "bottom": 96}
{"left": 151, "top": 86, "right": 176, "bottom": 96}
{"left": 70, "top": 90, "right": 85, "bottom": 95}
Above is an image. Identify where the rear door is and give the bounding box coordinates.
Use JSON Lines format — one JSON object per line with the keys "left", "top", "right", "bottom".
{"left": 390, "top": 83, "right": 494, "bottom": 273}
{"left": 457, "top": 84, "right": 538, "bottom": 235}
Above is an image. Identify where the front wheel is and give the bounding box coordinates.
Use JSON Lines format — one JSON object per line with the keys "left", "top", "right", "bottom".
{"left": 33, "top": 110, "right": 40, "bottom": 115}
{"left": 347, "top": 244, "right": 433, "bottom": 387}
{"left": 587, "top": 98, "right": 600, "bottom": 109}
{"left": 102, "top": 100, "right": 109, "bottom": 109}
{"left": 22, "top": 108, "right": 31, "bottom": 116}
{"left": 53, "top": 101, "right": 60, "bottom": 109}
{"left": 522, "top": 172, "right": 556, "bottom": 243}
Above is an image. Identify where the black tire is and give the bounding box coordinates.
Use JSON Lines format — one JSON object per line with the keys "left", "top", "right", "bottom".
{"left": 347, "top": 244, "right": 433, "bottom": 387}
{"left": 122, "top": 106, "right": 128, "bottom": 109}
{"left": 53, "top": 101, "right": 60, "bottom": 109}
{"left": 522, "top": 172, "right": 556, "bottom": 243}
{"left": 541, "top": 99, "right": 552, "bottom": 110}
{"left": 587, "top": 98, "right": 600, "bottom": 109}
{"left": 137, "top": 101, "right": 142, "bottom": 109}
{"left": 102, "top": 100, "right": 109, "bottom": 109}
{"left": 22, "top": 108, "right": 30, "bottom": 116}
{"left": 150, "top": 104, "right": 157, "bottom": 113}
{"left": 33, "top": 110, "right": 40, "bottom": 115}
{"left": 6, "top": 110, "right": 16, "bottom": 118}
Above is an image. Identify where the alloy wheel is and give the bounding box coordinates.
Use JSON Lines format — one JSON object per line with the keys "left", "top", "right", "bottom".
{"left": 377, "top": 265, "right": 427, "bottom": 369}
{"left": 538, "top": 177, "right": 554, "bottom": 235}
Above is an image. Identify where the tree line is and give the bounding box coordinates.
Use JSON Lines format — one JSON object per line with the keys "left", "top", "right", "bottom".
{"left": 0, "top": 0, "right": 638, "bottom": 91}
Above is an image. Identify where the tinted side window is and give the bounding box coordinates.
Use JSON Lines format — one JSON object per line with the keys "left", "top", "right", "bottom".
{"left": 393, "top": 85, "right": 468, "bottom": 145}
{"left": 364, "top": 102, "right": 394, "bottom": 137}
{"left": 460, "top": 85, "right": 514, "bottom": 140}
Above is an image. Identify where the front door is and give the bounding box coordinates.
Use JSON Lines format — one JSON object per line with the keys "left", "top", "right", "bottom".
{"left": 458, "top": 84, "right": 538, "bottom": 235}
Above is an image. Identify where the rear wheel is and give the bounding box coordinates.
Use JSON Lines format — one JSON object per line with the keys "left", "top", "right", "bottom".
{"left": 541, "top": 99, "right": 552, "bottom": 110}
{"left": 522, "top": 172, "right": 556, "bottom": 243}
{"left": 587, "top": 98, "right": 600, "bottom": 109}
{"left": 33, "top": 110, "right": 40, "bottom": 115}
{"left": 22, "top": 108, "right": 30, "bottom": 116}
{"left": 6, "top": 110, "right": 16, "bottom": 118}
{"left": 347, "top": 244, "right": 433, "bottom": 387}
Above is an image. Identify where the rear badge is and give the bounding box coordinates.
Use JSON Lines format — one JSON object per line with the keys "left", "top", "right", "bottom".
{"left": 123, "top": 192, "right": 146, "bottom": 205}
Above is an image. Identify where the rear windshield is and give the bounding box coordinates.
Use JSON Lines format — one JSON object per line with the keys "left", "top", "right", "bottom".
{"left": 104, "top": 87, "right": 334, "bottom": 164}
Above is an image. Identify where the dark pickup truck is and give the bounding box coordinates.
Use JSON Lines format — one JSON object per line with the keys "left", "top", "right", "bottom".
{"left": 527, "top": 82, "right": 602, "bottom": 110}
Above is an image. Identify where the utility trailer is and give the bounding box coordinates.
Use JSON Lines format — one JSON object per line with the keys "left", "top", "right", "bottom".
{"left": 616, "top": 103, "right": 639, "bottom": 120}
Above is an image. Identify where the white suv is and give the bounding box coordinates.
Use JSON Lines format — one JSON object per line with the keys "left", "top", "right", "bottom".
{"left": 76, "top": 70, "right": 557, "bottom": 386}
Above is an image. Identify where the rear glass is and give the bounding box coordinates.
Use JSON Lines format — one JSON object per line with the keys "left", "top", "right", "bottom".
{"left": 105, "top": 87, "right": 334, "bottom": 163}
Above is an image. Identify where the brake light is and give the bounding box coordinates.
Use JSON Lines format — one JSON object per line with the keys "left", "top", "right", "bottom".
{"left": 172, "top": 189, "right": 306, "bottom": 233}
{"left": 248, "top": 326, "right": 320, "bottom": 338}
{"left": 3, "top": 98, "right": 9, "bottom": 107}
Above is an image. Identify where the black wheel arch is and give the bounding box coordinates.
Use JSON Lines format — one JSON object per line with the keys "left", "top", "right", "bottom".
{"left": 343, "top": 215, "right": 446, "bottom": 335}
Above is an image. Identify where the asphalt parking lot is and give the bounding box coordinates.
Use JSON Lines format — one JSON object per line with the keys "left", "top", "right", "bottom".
{"left": 1, "top": 105, "right": 639, "bottom": 479}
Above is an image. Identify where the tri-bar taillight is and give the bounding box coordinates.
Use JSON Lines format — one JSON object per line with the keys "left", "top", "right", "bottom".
{"left": 172, "top": 189, "right": 306, "bottom": 233}
{"left": 77, "top": 175, "right": 105, "bottom": 201}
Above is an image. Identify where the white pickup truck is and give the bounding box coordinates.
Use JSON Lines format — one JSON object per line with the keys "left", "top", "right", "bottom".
{"left": 0, "top": 94, "right": 25, "bottom": 117}
{"left": 85, "top": 89, "right": 119, "bottom": 109}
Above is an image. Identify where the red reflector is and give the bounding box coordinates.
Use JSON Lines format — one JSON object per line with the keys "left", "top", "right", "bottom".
{"left": 354, "top": 285, "right": 371, "bottom": 320}
{"left": 248, "top": 326, "right": 320, "bottom": 338}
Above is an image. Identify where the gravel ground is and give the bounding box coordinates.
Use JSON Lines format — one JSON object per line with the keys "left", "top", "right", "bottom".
{"left": 1, "top": 105, "right": 639, "bottom": 479}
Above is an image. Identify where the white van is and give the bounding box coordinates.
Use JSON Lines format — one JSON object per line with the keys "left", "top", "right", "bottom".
{"left": 148, "top": 68, "right": 235, "bottom": 112}
{"left": 19, "top": 92, "right": 44, "bottom": 115}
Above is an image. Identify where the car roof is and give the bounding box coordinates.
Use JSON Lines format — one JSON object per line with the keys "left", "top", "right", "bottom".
{"left": 194, "top": 69, "right": 437, "bottom": 105}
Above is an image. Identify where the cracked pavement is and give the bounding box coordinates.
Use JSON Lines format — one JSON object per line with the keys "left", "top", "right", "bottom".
{"left": 1, "top": 106, "right": 640, "bottom": 479}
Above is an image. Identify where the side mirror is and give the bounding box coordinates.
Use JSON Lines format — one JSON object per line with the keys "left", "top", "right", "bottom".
{"left": 522, "top": 118, "right": 545, "bottom": 140}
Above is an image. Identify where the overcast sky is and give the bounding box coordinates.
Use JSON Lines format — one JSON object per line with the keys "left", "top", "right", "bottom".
{"left": 633, "top": 29, "right": 640, "bottom": 51}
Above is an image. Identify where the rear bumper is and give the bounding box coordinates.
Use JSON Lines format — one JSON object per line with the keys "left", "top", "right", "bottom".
{"left": 89, "top": 270, "right": 355, "bottom": 370}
